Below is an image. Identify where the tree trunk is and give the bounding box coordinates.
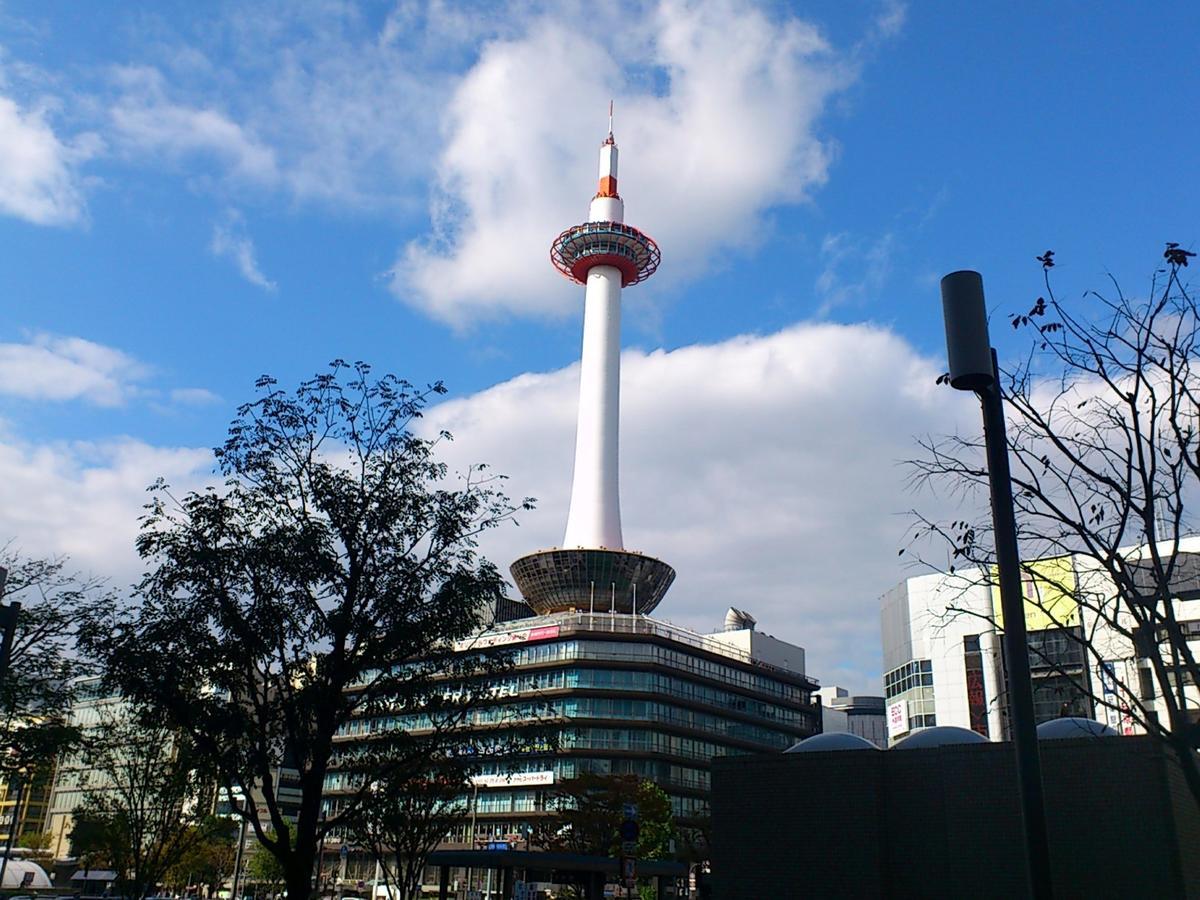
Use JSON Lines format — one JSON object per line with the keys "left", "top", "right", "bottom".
{"left": 284, "top": 855, "right": 313, "bottom": 900}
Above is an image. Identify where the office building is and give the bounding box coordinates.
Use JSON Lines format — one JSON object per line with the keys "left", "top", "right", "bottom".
{"left": 815, "top": 687, "right": 886, "bottom": 748}
{"left": 880, "top": 538, "right": 1200, "bottom": 746}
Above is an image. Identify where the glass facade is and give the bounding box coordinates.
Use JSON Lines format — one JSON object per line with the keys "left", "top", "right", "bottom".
{"left": 329, "top": 614, "right": 818, "bottom": 833}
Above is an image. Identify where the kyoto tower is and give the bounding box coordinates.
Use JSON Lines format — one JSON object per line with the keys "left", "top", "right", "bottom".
{"left": 511, "top": 109, "right": 676, "bottom": 616}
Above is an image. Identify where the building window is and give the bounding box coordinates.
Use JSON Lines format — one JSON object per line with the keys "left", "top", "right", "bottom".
{"left": 1027, "top": 627, "right": 1085, "bottom": 671}
{"left": 884, "top": 659, "right": 934, "bottom": 699}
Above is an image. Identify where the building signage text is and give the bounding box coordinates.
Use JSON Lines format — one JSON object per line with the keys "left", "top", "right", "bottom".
{"left": 471, "top": 770, "right": 556, "bottom": 788}
{"left": 455, "top": 624, "right": 561, "bottom": 652}
{"left": 887, "top": 699, "right": 909, "bottom": 739}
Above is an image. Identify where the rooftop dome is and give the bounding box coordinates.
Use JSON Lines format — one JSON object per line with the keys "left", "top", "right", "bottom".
{"left": 784, "top": 732, "right": 879, "bottom": 753}
{"left": 1036, "top": 717, "right": 1119, "bottom": 739}
{"left": 892, "top": 726, "right": 989, "bottom": 750}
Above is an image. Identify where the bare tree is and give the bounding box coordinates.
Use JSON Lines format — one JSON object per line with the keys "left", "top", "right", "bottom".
{"left": 908, "top": 244, "right": 1200, "bottom": 804}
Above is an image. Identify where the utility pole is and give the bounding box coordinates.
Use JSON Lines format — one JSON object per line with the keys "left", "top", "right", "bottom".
{"left": 941, "top": 270, "right": 1054, "bottom": 899}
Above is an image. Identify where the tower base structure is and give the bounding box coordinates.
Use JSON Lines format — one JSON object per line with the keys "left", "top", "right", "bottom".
{"left": 510, "top": 548, "right": 675, "bottom": 616}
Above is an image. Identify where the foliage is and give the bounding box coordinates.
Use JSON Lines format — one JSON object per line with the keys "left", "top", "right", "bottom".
{"left": 0, "top": 552, "right": 109, "bottom": 777}
{"left": 83, "top": 362, "right": 532, "bottom": 900}
{"left": 246, "top": 824, "right": 289, "bottom": 889}
{"left": 909, "top": 245, "right": 1200, "bottom": 804}
{"left": 68, "top": 708, "right": 226, "bottom": 900}
{"left": 349, "top": 760, "right": 469, "bottom": 900}
{"left": 17, "top": 830, "right": 54, "bottom": 863}
{"left": 532, "top": 774, "right": 675, "bottom": 859}
{"left": 163, "top": 820, "right": 238, "bottom": 894}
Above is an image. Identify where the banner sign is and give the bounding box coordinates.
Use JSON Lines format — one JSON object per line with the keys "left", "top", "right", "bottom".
{"left": 991, "top": 556, "right": 1080, "bottom": 631}
{"left": 455, "top": 624, "right": 560, "bottom": 652}
{"left": 471, "top": 770, "right": 556, "bottom": 788}
{"left": 887, "top": 700, "right": 909, "bottom": 738}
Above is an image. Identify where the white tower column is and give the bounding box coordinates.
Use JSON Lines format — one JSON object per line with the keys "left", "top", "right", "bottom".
{"left": 563, "top": 264, "right": 623, "bottom": 549}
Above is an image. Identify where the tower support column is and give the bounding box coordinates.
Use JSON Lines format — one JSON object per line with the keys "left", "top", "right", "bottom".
{"left": 564, "top": 264, "right": 623, "bottom": 550}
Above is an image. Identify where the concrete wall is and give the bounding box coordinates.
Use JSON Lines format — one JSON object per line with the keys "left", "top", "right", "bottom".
{"left": 711, "top": 736, "right": 1200, "bottom": 899}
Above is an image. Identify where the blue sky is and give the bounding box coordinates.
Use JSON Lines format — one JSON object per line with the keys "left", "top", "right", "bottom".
{"left": 1, "top": 1, "right": 1197, "bottom": 691}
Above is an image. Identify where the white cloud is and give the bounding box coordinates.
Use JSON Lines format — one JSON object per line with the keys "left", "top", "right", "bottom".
{"left": 814, "top": 231, "right": 894, "bottom": 316}
{"left": 0, "top": 334, "right": 149, "bottom": 406}
{"left": 102, "top": 4, "right": 467, "bottom": 210}
{"left": 422, "top": 321, "right": 975, "bottom": 691}
{"left": 0, "top": 318, "right": 973, "bottom": 690}
{"left": 109, "top": 66, "right": 279, "bottom": 182}
{"left": 169, "top": 387, "right": 221, "bottom": 406}
{"left": 210, "top": 210, "right": 276, "bottom": 292}
{"left": 0, "top": 433, "right": 212, "bottom": 586}
{"left": 0, "top": 92, "right": 90, "bottom": 225}
{"left": 395, "top": 0, "right": 856, "bottom": 325}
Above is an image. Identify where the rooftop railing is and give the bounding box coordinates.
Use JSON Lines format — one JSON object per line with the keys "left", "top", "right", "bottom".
{"left": 475, "top": 611, "right": 816, "bottom": 685}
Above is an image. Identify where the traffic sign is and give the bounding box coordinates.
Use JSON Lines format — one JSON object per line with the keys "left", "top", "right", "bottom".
{"left": 619, "top": 819, "right": 640, "bottom": 842}
{"left": 620, "top": 840, "right": 637, "bottom": 855}
{"left": 622, "top": 802, "right": 639, "bottom": 820}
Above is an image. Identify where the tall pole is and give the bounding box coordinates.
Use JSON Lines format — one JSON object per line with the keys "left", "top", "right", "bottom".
{"left": 230, "top": 814, "right": 248, "bottom": 900}
{"left": 978, "top": 350, "right": 1053, "bottom": 897}
{"left": 941, "top": 271, "right": 1053, "bottom": 899}
{"left": 0, "top": 563, "right": 19, "bottom": 687}
{"left": 0, "top": 775, "right": 24, "bottom": 888}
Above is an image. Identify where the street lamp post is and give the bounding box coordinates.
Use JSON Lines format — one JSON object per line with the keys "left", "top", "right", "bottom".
{"left": 940, "top": 270, "right": 1054, "bottom": 899}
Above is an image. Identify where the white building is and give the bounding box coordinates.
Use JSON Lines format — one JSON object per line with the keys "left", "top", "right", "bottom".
{"left": 880, "top": 537, "right": 1200, "bottom": 746}
{"left": 814, "top": 686, "right": 886, "bottom": 748}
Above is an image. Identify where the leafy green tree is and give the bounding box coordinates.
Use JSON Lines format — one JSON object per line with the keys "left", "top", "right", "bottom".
{"left": 164, "top": 820, "right": 238, "bottom": 895}
{"left": 350, "top": 759, "right": 470, "bottom": 900}
{"left": 532, "top": 775, "right": 675, "bottom": 899}
{"left": 84, "top": 363, "right": 531, "bottom": 900}
{"left": 69, "top": 709, "right": 225, "bottom": 900}
{"left": 0, "top": 552, "right": 108, "bottom": 778}
{"left": 534, "top": 773, "right": 675, "bottom": 856}
{"left": 17, "top": 829, "right": 55, "bottom": 865}
{"left": 246, "top": 825, "right": 290, "bottom": 893}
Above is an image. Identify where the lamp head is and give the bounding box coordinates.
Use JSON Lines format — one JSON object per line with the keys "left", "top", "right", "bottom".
{"left": 940, "top": 269, "right": 994, "bottom": 391}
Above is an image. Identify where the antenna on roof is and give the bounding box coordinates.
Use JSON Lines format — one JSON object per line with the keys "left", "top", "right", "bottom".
{"left": 608, "top": 99, "right": 614, "bottom": 139}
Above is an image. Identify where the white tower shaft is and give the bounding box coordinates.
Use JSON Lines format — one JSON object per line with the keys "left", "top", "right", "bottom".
{"left": 563, "top": 134, "right": 625, "bottom": 550}
{"left": 563, "top": 264, "right": 624, "bottom": 549}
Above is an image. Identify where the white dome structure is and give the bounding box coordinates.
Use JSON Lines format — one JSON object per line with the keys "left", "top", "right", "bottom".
{"left": 784, "top": 732, "right": 879, "bottom": 752}
{"left": 0, "top": 858, "right": 51, "bottom": 889}
{"left": 892, "top": 726, "right": 989, "bottom": 750}
{"left": 1037, "top": 717, "right": 1119, "bottom": 739}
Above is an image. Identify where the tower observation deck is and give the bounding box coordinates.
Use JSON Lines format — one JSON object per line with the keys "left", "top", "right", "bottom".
{"left": 511, "top": 113, "right": 675, "bottom": 616}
